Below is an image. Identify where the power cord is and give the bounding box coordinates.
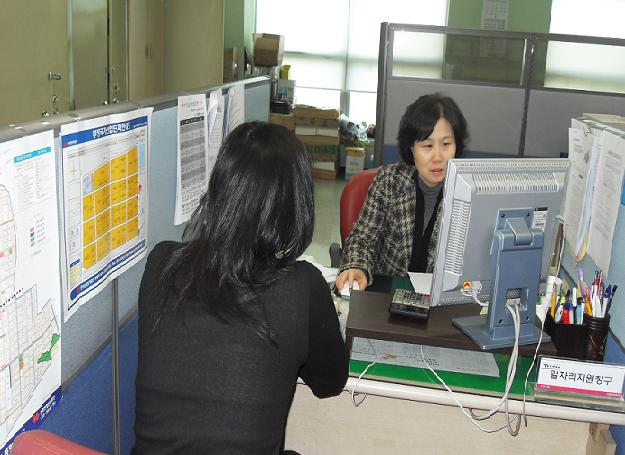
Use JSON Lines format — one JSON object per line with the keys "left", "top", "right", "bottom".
{"left": 350, "top": 338, "right": 377, "bottom": 406}
{"left": 461, "top": 281, "right": 488, "bottom": 307}
{"left": 420, "top": 300, "right": 530, "bottom": 436}
{"left": 350, "top": 297, "right": 546, "bottom": 435}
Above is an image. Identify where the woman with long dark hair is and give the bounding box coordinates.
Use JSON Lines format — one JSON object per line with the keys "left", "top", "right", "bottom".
{"left": 133, "top": 122, "right": 349, "bottom": 454}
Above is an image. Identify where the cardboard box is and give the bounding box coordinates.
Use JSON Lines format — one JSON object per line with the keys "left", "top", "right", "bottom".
{"left": 308, "top": 144, "right": 340, "bottom": 162}
{"left": 269, "top": 113, "right": 295, "bottom": 131}
{"left": 345, "top": 147, "right": 365, "bottom": 180}
{"left": 312, "top": 160, "right": 338, "bottom": 180}
{"left": 296, "top": 135, "right": 339, "bottom": 146}
{"left": 276, "top": 79, "right": 295, "bottom": 104}
{"left": 293, "top": 106, "right": 340, "bottom": 120}
{"left": 253, "top": 33, "right": 284, "bottom": 66}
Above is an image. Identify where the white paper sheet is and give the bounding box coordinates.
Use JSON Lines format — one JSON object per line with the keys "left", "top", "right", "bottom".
{"left": 226, "top": 84, "right": 245, "bottom": 136}
{"left": 0, "top": 131, "right": 62, "bottom": 451}
{"left": 587, "top": 130, "right": 625, "bottom": 274}
{"left": 575, "top": 125, "right": 604, "bottom": 258}
{"left": 174, "top": 94, "right": 209, "bottom": 225}
{"left": 562, "top": 127, "right": 593, "bottom": 256}
{"left": 208, "top": 90, "right": 224, "bottom": 175}
{"left": 351, "top": 337, "right": 499, "bottom": 377}
{"left": 60, "top": 108, "right": 152, "bottom": 318}
{"left": 408, "top": 272, "right": 433, "bottom": 295}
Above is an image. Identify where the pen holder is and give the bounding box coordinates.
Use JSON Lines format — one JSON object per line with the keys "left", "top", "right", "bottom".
{"left": 544, "top": 313, "right": 587, "bottom": 360}
{"left": 583, "top": 314, "right": 610, "bottom": 361}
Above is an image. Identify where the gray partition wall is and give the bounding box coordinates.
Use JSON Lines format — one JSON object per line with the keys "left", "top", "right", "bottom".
{"left": 0, "top": 76, "right": 270, "bottom": 453}
{"left": 375, "top": 23, "right": 625, "bottom": 163}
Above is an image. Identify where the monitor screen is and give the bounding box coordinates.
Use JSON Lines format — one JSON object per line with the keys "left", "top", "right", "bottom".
{"left": 429, "top": 158, "right": 569, "bottom": 349}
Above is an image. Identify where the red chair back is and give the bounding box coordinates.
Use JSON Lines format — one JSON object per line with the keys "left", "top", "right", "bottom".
{"left": 12, "top": 430, "right": 106, "bottom": 455}
{"left": 339, "top": 168, "right": 378, "bottom": 246}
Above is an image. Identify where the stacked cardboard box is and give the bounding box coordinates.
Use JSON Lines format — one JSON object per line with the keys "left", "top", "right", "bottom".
{"left": 293, "top": 106, "right": 340, "bottom": 179}
{"left": 268, "top": 113, "right": 295, "bottom": 131}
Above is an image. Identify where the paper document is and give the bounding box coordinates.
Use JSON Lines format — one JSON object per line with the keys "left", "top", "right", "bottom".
{"left": 562, "top": 127, "right": 593, "bottom": 256}
{"left": 351, "top": 337, "right": 499, "bottom": 377}
{"left": 408, "top": 272, "right": 433, "bottom": 295}
{"left": 575, "top": 125, "right": 603, "bottom": 258}
{"left": 225, "top": 84, "right": 245, "bottom": 136}
{"left": 208, "top": 90, "right": 224, "bottom": 175}
{"left": 0, "top": 130, "right": 62, "bottom": 452}
{"left": 60, "top": 109, "right": 152, "bottom": 319}
{"left": 587, "top": 130, "right": 625, "bottom": 274}
{"left": 174, "top": 94, "right": 209, "bottom": 225}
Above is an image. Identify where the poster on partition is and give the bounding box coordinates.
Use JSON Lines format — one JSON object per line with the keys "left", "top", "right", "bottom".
{"left": 61, "top": 108, "right": 152, "bottom": 320}
{"left": 175, "top": 94, "right": 209, "bottom": 225}
{"left": 0, "top": 131, "right": 62, "bottom": 453}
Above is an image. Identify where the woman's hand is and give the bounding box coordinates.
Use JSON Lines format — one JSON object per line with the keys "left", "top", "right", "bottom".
{"left": 335, "top": 269, "right": 367, "bottom": 293}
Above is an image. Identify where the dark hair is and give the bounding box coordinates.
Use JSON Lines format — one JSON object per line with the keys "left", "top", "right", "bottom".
{"left": 159, "top": 121, "right": 314, "bottom": 341}
{"left": 397, "top": 93, "right": 469, "bottom": 164}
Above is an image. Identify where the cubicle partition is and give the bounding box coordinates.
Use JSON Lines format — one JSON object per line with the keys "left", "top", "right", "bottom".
{"left": 0, "top": 77, "right": 270, "bottom": 454}
{"left": 375, "top": 23, "right": 625, "bottom": 162}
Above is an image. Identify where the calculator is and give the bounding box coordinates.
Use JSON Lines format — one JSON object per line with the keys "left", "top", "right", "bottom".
{"left": 388, "top": 289, "right": 430, "bottom": 319}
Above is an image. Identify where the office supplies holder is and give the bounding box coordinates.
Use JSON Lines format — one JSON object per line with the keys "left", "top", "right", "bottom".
{"left": 453, "top": 211, "right": 551, "bottom": 349}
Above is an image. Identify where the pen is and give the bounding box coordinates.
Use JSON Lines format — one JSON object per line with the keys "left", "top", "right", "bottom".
{"left": 585, "top": 294, "right": 592, "bottom": 316}
{"left": 562, "top": 302, "right": 571, "bottom": 324}
{"left": 576, "top": 297, "right": 584, "bottom": 324}
{"left": 554, "top": 304, "right": 564, "bottom": 323}
{"left": 604, "top": 285, "right": 617, "bottom": 318}
{"left": 578, "top": 267, "right": 585, "bottom": 296}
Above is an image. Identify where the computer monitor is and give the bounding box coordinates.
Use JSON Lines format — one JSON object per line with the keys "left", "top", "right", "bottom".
{"left": 429, "top": 158, "right": 569, "bottom": 349}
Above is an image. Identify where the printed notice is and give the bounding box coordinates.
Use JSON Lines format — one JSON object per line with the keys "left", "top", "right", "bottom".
{"left": 351, "top": 337, "right": 499, "bottom": 377}
{"left": 175, "top": 94, "right": 209, "bottom": 225}
{"left": 61, "top": 109, "right": 152, "bottom": 320}
{"left": 0, "top": 131, "right": 62, "bottom": 453}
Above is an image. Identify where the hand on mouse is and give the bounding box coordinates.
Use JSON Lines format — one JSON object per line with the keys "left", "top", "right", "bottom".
{"left": 335, "top": 268, "right": 367, "bottom": 294}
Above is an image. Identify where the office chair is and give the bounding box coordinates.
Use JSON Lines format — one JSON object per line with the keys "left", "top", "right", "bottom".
{"left": 329, "top": 168, "right": 378, "bottom": 268}
{"left": 11, "top": 430, "right": 106, "bottom": 455}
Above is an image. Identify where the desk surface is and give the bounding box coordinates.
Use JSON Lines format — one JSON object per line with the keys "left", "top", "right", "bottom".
{"left": 342, "top": 290, "right": 625, "bottom": 424}
{"left": 345, "top": 290, "right": 558, "bottom": 357}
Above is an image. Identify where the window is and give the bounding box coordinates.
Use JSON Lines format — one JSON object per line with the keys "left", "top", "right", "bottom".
{"left": 256, "top": 0, "right": 448, "bottom": 125}
{"left": 546, "top": 0, "right": 625, "bottom": 93}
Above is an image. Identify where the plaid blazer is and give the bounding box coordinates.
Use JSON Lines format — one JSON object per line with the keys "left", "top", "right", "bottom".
{"left": 339, "top": 162, "right": 441, "bottom": 284}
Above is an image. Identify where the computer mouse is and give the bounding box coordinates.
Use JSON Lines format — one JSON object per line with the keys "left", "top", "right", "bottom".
{"left": 340, "top": 281, "right": 360, "bottom": 299}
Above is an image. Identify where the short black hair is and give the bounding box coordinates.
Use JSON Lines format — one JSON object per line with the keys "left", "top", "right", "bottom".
{"left": 397, "top": 93, "right": 469, "bottom": 164}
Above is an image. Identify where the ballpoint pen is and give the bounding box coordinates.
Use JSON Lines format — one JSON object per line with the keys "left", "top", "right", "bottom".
{"left": 576, "top": 297, "right": 584, "bottom": 324}
{"left": 604, "top": 285, "right": 617, "bottom": 318}
{"left": 602, "top": 289, "right": 610, "bottom": 319}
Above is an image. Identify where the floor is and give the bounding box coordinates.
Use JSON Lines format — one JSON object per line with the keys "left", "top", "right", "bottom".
{"left": 304, "top": 176, "right": 346, "bottom": 267}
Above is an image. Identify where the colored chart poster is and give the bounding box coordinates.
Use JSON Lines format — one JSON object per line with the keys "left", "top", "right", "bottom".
{"left": 61, "top": 108, "right": 152, "bottom": 320}
{"left": 0, "top": 131, "right": 62, "bottom": 453}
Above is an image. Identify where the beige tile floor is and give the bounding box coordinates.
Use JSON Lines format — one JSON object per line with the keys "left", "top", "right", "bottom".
{"left": 304, "top": 177, "right": 346, "bottom": 267}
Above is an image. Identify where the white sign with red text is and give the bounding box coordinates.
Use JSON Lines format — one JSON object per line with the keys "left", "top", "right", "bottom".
{"left": 537, "top": 356, "right": 625, "bottom": 398}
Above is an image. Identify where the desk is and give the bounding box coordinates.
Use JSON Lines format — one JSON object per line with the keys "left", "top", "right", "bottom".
{"left": 345, "top": 290, "right": 558, "bottom": 356}
{"left": 283, "top": 289, "right": 625, "bottom": 454}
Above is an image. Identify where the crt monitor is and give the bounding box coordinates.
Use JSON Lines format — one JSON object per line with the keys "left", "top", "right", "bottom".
{"left": 429, "top": 158, "right": 570, "bottom": 349}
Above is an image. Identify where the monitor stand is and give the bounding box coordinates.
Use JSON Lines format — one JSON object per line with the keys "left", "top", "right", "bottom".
{"left": 453, "top": 212, "right": 551, "bottom": 350}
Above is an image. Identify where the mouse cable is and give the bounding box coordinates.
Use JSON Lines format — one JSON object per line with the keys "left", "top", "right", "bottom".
{"left": 420, "top": 301, "right": 523, "bottom": 434}
{"left": 350, "top": 338, "right": 378, "bottom": 406}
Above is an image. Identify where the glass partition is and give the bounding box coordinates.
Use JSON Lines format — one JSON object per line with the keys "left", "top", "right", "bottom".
{"left": 540, "top": 40, "right": 625, "bottom": 94}
{"left": 387, "top": 24, "right": 625, "bottom": 94}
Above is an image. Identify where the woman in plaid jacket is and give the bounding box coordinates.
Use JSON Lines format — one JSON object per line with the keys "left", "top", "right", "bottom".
{"left": 336, "top": 94, "right": 469, "bottom": 290}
